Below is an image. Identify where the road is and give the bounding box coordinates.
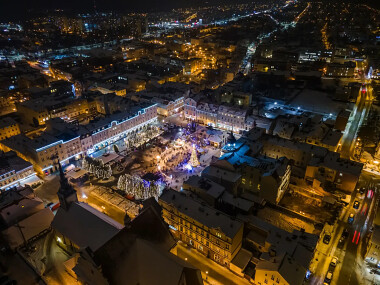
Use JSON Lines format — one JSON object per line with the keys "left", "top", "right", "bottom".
{"left": 335, "top": 182, "right": 378, "bottom": 285}
{"left": 340, "top": 84, "right": 372, "bottom": 159}
{"left": 310, "top": 178, "right": 379, "bottom": 285}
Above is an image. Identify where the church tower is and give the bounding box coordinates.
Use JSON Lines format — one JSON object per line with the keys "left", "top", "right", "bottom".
{"left": 57, "top": 160, "right": 78, "bottom": 210}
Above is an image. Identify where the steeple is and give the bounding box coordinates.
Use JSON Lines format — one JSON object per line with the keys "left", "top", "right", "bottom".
{"left": 226, "top": 131, "right": 236, "bottom": 145}
{"left": 56, "top": 159, "right": 78, "bottom": 210}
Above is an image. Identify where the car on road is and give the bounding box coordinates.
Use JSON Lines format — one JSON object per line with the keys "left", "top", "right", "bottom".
{"left": 323, "top": 234, "right": 331, "bottom": 244}
{"left": 339, "top": 229, "right": 349, "bottom": 244}
{"left": 342, "top": 228, "right": 349, "bottom": 238}
{"left": 324, "top": 271, "right": 333, "bottom": 284}
{"left": 353, "top": 200, "right": 360, "bottom": 209}
{"left": 330, "top": 256, "right": 338, "bottom": 267}
{"left": 348, "top": 213, "right": 355, "bottom": 224}
{"left": 359, "top": 187, "right": 365, "bottom": 195}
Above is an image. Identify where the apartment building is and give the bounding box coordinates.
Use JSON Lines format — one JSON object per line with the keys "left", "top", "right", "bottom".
{"left": 0, "top": 151, "right": 35, "bottom": 190}
{"left": 159, "top": 189, "right": 244, "bottom": 267}
{"left": 204, "top": 142, "right": 291, "bottom": 204}
{"left": 222, "top": 128, "right": 362, "bottom": 193}
{"left": 0, "top": 117, "right": 21, "bottom": 141}
{"left": 305, "top": 151, "right": 363, "bottom": 192}
{"left": 0, "top": 102, "right": 157, "bottom": 174}
{"left": 184, "top": 97, "right": 251, "bottom": 133}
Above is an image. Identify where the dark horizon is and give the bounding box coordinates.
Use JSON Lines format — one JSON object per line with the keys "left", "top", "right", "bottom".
{"left": 1, "top": 0, "right": 254, "bottom": 21}
{"left": 0, "top": 0, "right": 379, "bottom": 21}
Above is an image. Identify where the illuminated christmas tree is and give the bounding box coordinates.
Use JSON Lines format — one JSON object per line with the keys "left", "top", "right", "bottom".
{"left": 189, "top": 144, "right": 199, "bottom": 167}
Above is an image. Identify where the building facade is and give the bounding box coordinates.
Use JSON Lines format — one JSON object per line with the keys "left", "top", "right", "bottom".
{"left": 159, "top": 189, "right": 244, "bottom": 267}
{"left": 0, "top": 151, "right": 35, "bottom": 190}
{"left": 184, "top": 98, "right": 251, "bottom": 133}
{"left": 0, "top": 103, "right": 158, "bottom": 174}
{"left": 0, "top": 117, "right": 21, "bottom": 141}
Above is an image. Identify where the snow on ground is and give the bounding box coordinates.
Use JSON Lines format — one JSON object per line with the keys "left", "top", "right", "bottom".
{"left": 257, "top": 207, "right": 315, "bottom": 234}
{"left": 289, "top": 89, "right": 348, "bottom": 116}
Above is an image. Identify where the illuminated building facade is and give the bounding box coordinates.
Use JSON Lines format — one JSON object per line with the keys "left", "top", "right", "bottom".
{"left": 159, "top": 189, "right": 244, "bottom": 267}
{"left": 0, "top": 103, "right": 157, "bottom": 174}
{"left": 0, "top": 117, "right": 21, "bottom": 141}
{"left": 184, "top": 98, "right": 250, "bottom": 133}
{"left": 0, "top": 151, "right": 35, "bottom": 190}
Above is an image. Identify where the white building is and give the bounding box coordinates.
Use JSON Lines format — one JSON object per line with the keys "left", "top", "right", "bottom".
{"left": 184, "top": 98, "right": 251, "bottom": 133}
{"left": 0, "top": 102, "right": 158, "bottom": 174}
{"left": 0, "top": 151, "right": 36, "bottom": 190}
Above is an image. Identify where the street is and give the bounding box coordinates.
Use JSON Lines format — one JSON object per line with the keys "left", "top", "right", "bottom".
{"left": 340, "top": 84, "right": 372, "bottom": 159}
{"left": 310, "top": 175, "right": 380, "bottom": 285}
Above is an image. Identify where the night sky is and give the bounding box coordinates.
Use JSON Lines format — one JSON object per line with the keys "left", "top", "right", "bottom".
{"left": 0, "top": 0, "right": 246, "bottom": 20}
{"left": 0, "top": 0, "right": 378, "bottom": 21}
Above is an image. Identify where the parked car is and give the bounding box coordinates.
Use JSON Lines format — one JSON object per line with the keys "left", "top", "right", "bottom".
{"left": 348, "top": 213, "right": 355, "bottom": 224}
{"left": 340, "top": 228, "right": 349, "bottom": 244}
{"left": 324, "top": 271, "right": 333, "bottom": 284}
{"left": 330, "top": 256, "right": 338, "bottom": 267}
{"left": 323, "top": 234, "right": 331, "bottom": 244}
{"left": 353, "top": 200, "right": 360, "bottom": 209}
